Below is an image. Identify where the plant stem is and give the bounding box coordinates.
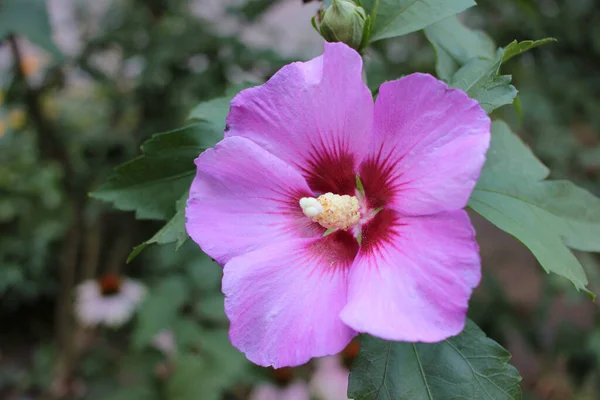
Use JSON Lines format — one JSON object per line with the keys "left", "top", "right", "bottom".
{"left": 8, "top": 35, "right": 82, "bottom": 398}
{"left": 7, "top": 36, "right": 72, "bottom": 173}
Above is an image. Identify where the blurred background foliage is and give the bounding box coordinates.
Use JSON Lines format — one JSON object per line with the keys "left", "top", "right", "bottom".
{"left": 0, "top": 0, "right": 599, "bottom": 399}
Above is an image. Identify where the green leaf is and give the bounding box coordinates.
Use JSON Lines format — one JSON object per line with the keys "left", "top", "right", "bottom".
{"left": 348, "top": 320, "right": 522, "bottom": 400}
{"left": 127, "top": 192, "right": 189, "bottom": 262}
{"left": 425, "top": 17, "right": 555, "bottom": 113}
{"left": 91, "top": 123, "right": 218, "bottom": 220}
{"left": 502, "top": 38, "right": 557, "bottom": 63}
{"left": 133, "top": 276, "right": 189, "bottom": 348}
{"left": 104, "top": 387, "right": 159, "bottom": 400}
{"left": 450, "top": 51, "right": 518, "bottom": 114}
{"left": 227, "top": 0, "right": 279, "bottom": 22}
{"left": 361, "top": 0, "right": 475, "bottom": 43}
{"left": 424, "top": 16, "right": 496, "bottom": 81}
{"left": 186, "top": 253, "right": 223, "bottom": 293}
{"left": 167, "top": 355, "right": 219, "bottom": 400}
{"left": 167, "top": 329, "right": 248, "bottom": 400}
{"left": 188, "top": 83, "right": 255, "bottom": 131}
{"left": 0, "top": 0, "right": 63, "bottom": 60}
{"left": 469, "top": 121, "right": 600, "bottom": 294}
{"left": 196, "top": 293, "right": 227, "bottom": 323}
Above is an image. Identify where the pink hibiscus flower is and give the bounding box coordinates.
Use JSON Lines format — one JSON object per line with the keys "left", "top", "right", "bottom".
{"left": 186, "top": 42, "right": 490, "bottom": 368}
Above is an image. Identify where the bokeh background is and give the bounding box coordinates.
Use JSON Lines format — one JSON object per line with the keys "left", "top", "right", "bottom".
{"left": 1, "top": 0, "right": 600, "bottom": 399}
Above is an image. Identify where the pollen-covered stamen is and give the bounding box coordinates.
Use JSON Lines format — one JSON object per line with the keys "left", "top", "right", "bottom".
{"left": 299, "top": 193, "right": 361, "bottom": 230}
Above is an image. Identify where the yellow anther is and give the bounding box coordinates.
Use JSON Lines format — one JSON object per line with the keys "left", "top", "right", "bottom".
{"left": 300, "top": 193, "right": 360, "bottom": 230}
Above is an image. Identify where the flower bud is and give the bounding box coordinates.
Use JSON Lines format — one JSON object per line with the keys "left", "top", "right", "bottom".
{"left": 317, "top": 0, "right": 367, "bottom": 51}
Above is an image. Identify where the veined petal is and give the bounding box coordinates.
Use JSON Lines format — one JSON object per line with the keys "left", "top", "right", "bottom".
{"left": 340, "top": 210, "right": 481, "bottom": 342}
{"left": 359, "top": 73, "right": 490, "bottom": 214}
{"left": 186, "top": 136, "right": 322, "bottom": 265}
{"left": 223, "top": 232, "right": 359, "bottom": 368}
{"left": 226, "top": 42, "right": 373, "bottom": 195}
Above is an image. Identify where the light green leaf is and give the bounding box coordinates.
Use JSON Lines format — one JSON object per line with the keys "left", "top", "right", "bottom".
{"left": 188, "top": 83, "right": 255, "bottom": 131}
{"left": 127, "top": 192, "right": 189, "bottom": 262}
{"left": 502, "top": 38, "right": 557, "bottom": 63}
{"left": 469, "top": 121, "right": 600, "bottom": 294}
{"left": 450, "top": 52, "right": 518, "bottom": 114}
{"left": 91, "top": 123, "right": 218, "bottom": 220}
{"left": 348, "top": 320, "right": 522, "bottom": 400}
{"left": 425, "top": 17, "right": 554, "bottom": 113}
{"left": 133, "top": 276, "right": 189, "bottom": 348}
{"left": 424, "top": 16, "right": 496, "bottom": 81}
{"left": 0, "top": 0, "right": 63, "bottom": 60}
{"left": 361, "top": 0, "right": 475, "bottom": 43}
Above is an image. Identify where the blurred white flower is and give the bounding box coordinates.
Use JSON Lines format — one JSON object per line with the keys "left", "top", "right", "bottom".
{"left": 310, "top": 356, "right": 351, "bottom": 400}
{"left": 74, "top": 274, "right": 146, "bottom": 328}
{"left": 249, "top": 381, "right": 310, "bottom": 400}
{"left": 152, "top": 329, "right": 177, "bottom": 357}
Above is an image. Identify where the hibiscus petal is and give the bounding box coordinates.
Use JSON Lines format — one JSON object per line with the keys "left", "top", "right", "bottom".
{"left": 360, "top": 73, "right": 490, "bottom": 214}
{"left": 186, "top": 136, "right": 322, "bottom": 265}
{"left": 226, "top": 42, "right": 373, "bottom": 195}
{"left": 224, "top": 232, "right": 359, "bottom": 368}
{"left": 340, "top": 209, "right": 481, "bottom": 342}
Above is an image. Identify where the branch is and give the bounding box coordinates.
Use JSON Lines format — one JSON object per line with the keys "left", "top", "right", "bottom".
{"left": 7, "top": 35, "right": 73, "bottom": 175}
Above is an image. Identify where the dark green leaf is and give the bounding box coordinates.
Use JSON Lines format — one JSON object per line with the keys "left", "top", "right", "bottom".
{"left": 133, "top": 276, "right": 190, "bottom": 348}
{"left": 348, "top": 320, "right": 522, "bottom": 400}
{"left": 469, "top": 121, "right": 600, "bottom": 294}
{"left": 424, "top": 16, "right": 495, "bottom": 81}
{"left": 502, "top": 38, "right": 557, "bottom": 63}
{"left": 188, "top": 83, "right": 255, "bottom": 131}
{"left": 0, "top": 0, "right": 63, "bottom": 60}
{"left": 127, "top": 193, "right": 189, "bottom": 262}
{"left": 91, "top": 123, "right": 218, "bottom": 220}
{"left": 361, "top": 0, "right": 475, "bottom": 43}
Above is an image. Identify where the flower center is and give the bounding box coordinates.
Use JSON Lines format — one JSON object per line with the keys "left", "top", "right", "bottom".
{"left": 98, "top": 273, "right": 122, "bottom": 296}
{"left": 299, "top": 193, "right": 360, "bottom": 230}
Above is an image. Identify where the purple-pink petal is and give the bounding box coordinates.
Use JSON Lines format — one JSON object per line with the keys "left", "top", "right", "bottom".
{"left": 226, "top": 42, "right": 373, "bottom": 195}
{"left": 340, "top": 209, "right": 481, "bottom": 342}
{"left": 223, "top": 232, "right": 358, "bottom": 368}
{"left": 186, "top": 43, "right": 490, "bottom": 366}
{"left": 185, "top": 136, "right": 322, "bottom": 265}
{"left": 359, "top": 73, "right": 490, "bottom": 215}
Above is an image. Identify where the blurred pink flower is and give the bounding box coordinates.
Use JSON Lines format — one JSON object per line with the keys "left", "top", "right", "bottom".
{"left": 186, "top": 42, "right": 490, "bottom": 367}
{"left": 249, "top": 381, "right": 310, "bottom": 400}
{"left": 152, "top": 329, "right": 177, "bottom": 357}
{"left": 310, "top": 357, "right": 350, "bottom": 400}
{"left": 74, "top": 274, "right": 146, "bottom": 328}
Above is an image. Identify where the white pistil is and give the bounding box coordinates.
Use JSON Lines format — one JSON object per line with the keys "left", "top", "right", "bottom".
{"left": 299, "top": 193, "right": 361, "bottom": 230}
{"left": 300, "top": 197, "right": 325, "bottom": 218}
